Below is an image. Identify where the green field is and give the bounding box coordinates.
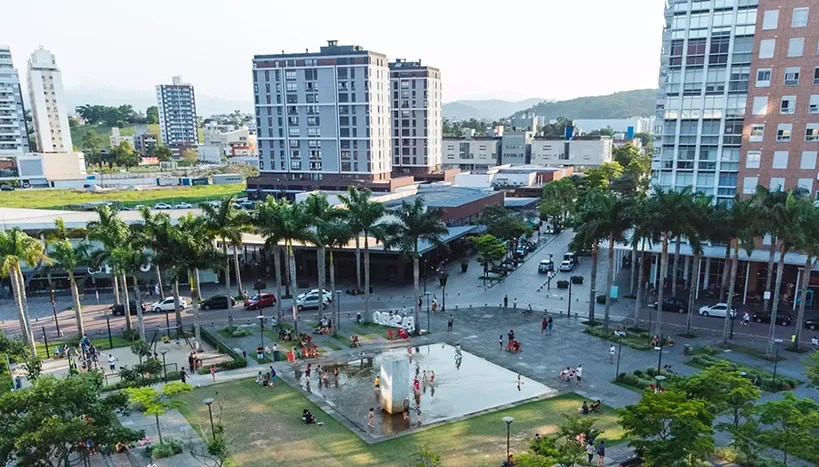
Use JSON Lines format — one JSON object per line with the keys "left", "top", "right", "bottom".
{"left": 0, "top": 184, "right": 247, "bottom": 210}
{"left": 177, "top": 379, "right": 626, "bottom": 466}
{"left": 70, "top": 124, "right": 163, "bottom": 148}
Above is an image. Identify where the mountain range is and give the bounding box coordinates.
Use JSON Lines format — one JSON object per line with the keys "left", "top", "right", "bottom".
{"left": 444, "top": 89, "right": 658, "bottom": 121}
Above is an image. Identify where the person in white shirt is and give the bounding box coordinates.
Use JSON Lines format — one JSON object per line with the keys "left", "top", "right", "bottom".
{"left": 609, "top": 345, "right": 616, "bottom": 364}
{"left": 575, "top": 365, "right": 583, "bottom": 385}
{"left": 107, "top": 354, "right": 117, "bottom": 371}
{"left": 811, "top": 336, "right": 818, "bottom": 351}
{"left": 743, "top": 311, "right": 750, "bottom": 326}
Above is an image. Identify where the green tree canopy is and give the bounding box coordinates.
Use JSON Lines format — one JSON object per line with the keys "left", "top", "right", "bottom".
{"left": 540, "top": 178, "right": 578, "bottom": 229}
{"left": 478, "top": 205, "right": 532, "bottom": 240}
{"left": 756, "top": 392, "right": 819, "bottom": 465}
{"left": 146, "top": 106, "right": 159, "bottom": 124}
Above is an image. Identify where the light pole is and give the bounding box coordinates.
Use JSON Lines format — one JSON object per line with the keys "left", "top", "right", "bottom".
{"left": 655, "top": 333, "right": 664, "bottom": 373}
{"left": 425, "top": 291, "right": 431, "bottom": 332}
{"left": 502, "top": 416, "right": 514, "bottom": 462}
{"left": 50, "top": 289, "right": 62, "bottom": 337}
{"left": 772, "top": 338, "right": 783, "bottom": 383}
{"left": 439, "top": 273, "right": 449, "bottom": 312}
{"left": 615, "top": 338, "right": 623, "bottom": 379}
{"left": 336, "top": 290, "right": 342, "bottom": 336}
{"left": 258, "top": 315, "right": 266, "bottom": 359}
{"left": 160, "top": 350, "right": 168, "bottom": 383}
{"left": 203, "top": 398, "right": 216, "bottom": 440}
{"left": 567, "top": 280, "right": 573, "bottom": 316}
{"left": 654, "top": 374, "right": 666, "bottom": 391}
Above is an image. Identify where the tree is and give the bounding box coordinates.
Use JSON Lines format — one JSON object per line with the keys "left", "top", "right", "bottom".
{"left": 756, "top": 392, "right": 819, "bottom": 465}
{"left": 108, "top": 236, "right": 149, "bottom": 339}
{"left": 634, "top": 132, "right": 653, "bottom": 147}
{"left": 518, "top": 414, "right": 600, "bottom": 467}
{"left": 721, "top": 197, "right": 758, "bottom": 344}
{"left": 541, "top": 178, "right": 578, "bottom": 230}
{"left": 682, "top": 194, "right": 712, "bottom": 336}
{"left": 477, "top": 205, "right": 532, "bottom": 240}
{"left": 187, "top": 400, "right": 233, "bottom": 467}
{"left": 252, "top": 197, "right": 287, "bottom": 331}
{"left": 752, "top": 187, "right": 790, "bottom": 315}
{"left": 146, "top": 105, "right": 159, "bottom": 124}
{"left": 304, "top": 193, "right": 342, "bottom": 322}
{"left": 88, "top": 206, "right": 131, "bottom": 329}
{"left": 181, "top": 148, "right": 198, "bottom": 163}
{"left": 111, "top": 140, "right": 140, "bottom": 168}
{"left": 126, "top": 382, "right": 193, "bottom": 444}
{"left": 0, "top": 227, "right": 49, "bottom": 357}
{"left": 474, "top": 234, "right": 506, "bottom": 286}
{"left": 321, "top": 220, "right": 353, "bottom": 335}
{"left": 81, "top": 129, "right": 105, "bottom": 166}
{"left": 618, "top": 390, "right": 715, "bottom": 467}
{"left": 0, "top": 373, "right": 143, "bottom": 466}
{"left": 384, "top": 198, "right": 449, "bottom": 333}
{"left": 48, "top": 239, "right": 92, "bottom": 336}
{"left": 677, "top": 360, "right": 760, "bottom": 428}
{"left": 149, "top": 145, "right": 173, "bottom": 162}
{"left": 584, "top": 162, "right": 623, "bottom": 189}
{"left": 790, "top": 200, "right": 819, "bottom": 351}
{"left": 339, "top": 186, "right": 386, "bottom": 317}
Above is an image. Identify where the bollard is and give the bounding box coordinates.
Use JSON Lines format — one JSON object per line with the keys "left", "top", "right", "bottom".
{"left": 469, "top": 304, "right": 472, "bottom": 308}
{"left": 455, "top": 305, "right": 458, "bottom": 310}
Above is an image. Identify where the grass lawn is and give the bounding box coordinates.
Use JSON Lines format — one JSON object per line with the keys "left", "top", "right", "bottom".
{"left": 177, "top": 379, "right": 626, "bottom": 467}
{"left": 35, "top": 334, "right": 134, "bottom": 360}
{"left": 0, "top": 184, "right": 246, "bottom": 209}
{"left": 218, "top": 328, "right": 254, "bottom": 340}
{"left": 718, "top": 342, "right": 786, "bottom": 361}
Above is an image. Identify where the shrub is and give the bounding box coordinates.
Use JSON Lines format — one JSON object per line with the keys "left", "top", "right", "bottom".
{"left": 570, "top": 276, "right": 584, "bottom": 284}
{"left": 222, "top": 325, "right": 250, "bottom": 337}
{"left": 197, "top": 327, "right": 248, "bottom": 375}
{"left": 689, "top": 354, "right": 800, "bottom": 391}
{"left": 689, "top": 344, "right": 720, "bottom": 356}
{"left": 107, "top": 371, "right": 180, "bottom": 391}
{"left": 556, "top": 280, "right": 569, "bottom": 289}
{"left": 596, "top": 294, "right": 607, "bottom": 304}
{"left": 149, "top": 439, "right": 183, "bottom": 459}
{"left": 121, "top": 328, "right": 140, "bottom": 342}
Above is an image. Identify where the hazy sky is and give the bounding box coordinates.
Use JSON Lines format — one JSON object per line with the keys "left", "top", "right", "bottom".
{"left": 5, "top": 0, "right": 665, "bottom": 112}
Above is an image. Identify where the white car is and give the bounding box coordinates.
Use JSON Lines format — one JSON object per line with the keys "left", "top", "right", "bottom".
{"left": 558, "top": 260, "right": 573, "bottom": 272}
{"left": 698, "top": 303, "right": 736, "bottom": 318}
{"left": 174, "top": 202, "right": 193, "bottom": 209}
{"left": 294, "top": 290, "right": 329, "bottom": 311}
{"left": 150, "top": 297, "right": 190, "bottom": 312}
{"left": 302, "top": 289, "right": 333, "bottom": 302}
{"left": 135, "top": 205, "right": 146, "bottom": 210}
{"left": 153, "top": 203, "right": 172, "bottom": 210}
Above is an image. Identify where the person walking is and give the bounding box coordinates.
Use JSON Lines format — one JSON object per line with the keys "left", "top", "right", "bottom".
{"left": 504, "top": 295, "right": 508, "bottom": 309}
{"left": 187, "top": 353, "right": 195, "bottom": 373}
{"left": 743, "top": 311, "right": 750, "bottom": 326}
{"left": 180, "top": 368, "right": 187, "bottom": 384}
{"left": 811, "top": 336, "right": 818, "bottom": 351}
{"left": 609, "top": 344, "right": 616, "bottom": 364}
{"left": 596, "top": 440, "right": 606, "bottom": 466}
{"left": 368, "top": 408, "right": 375, "bottom": 428}
{"left": 547, "top": 316, "right": 553, "bottom": 335}
{"left": 542, "top": 317, "right": 548, "bottom": 335}
{"left": 575, "top": 364, "right": 583, "bottom": 385}
{"left": 586, "top": 442, "right": 595, "bottom": 463}
{"left": 270, "top": 365, "right": 277, "bottom": 387}
{"left": 447, "top": 314, "right": 454, "bottom": 331}
{"left": 210, "top": 364, "right": 216, "bottom": 382}
{"left": 512, "top": 298, "right": 517, "bottom": 311}
{"left": 107, "top": 354, "right": 117, "bottom": 372}
{"left": 499, "top": 334, "right": 504, "bottom": 351}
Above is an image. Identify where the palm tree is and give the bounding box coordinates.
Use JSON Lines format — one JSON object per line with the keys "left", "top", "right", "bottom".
{"left": 252, "top": 197, "right": 286, "bottom": 331}
{"left": 137, "top": 207, "right": 169, "bottom": 299}
{"left": 339, "top": 186, "right": 386, "bottom": 319}
{"left": 644, "top": 186, "right": 694, "bottom": 337}
{"left": 87, "top": 206, "right": 129, "bottom": 309}
{"left": 144, "top": 214, "right": 189, "bottom": 337}
{"left": 0, "top": 228, "right": 49, "bottom": 357}
{"left": 683, "top": 196, "right": 714, "bottom": 336}
{"left": 384, "top": 198, "right": 449, "bottom": 334}
{"left": 199, "top": 196, "right": 249, "bottom": 323}
{"left": 765, "top": 191, "right": 810, "bottom": 357}
{"left": 304, "top": 193, "right": 344, "bottom": 322}
{"left": 48, "top": 239, "right": 92, "bottom": 337}
{"left": 629, "top": 198, "right": 656, "bottom": 326}
{"left": 792, "top": 203, "right": 819, "bottom": 351}
{"left": 321, "top": 219, "right": 353, "bottom": 335}
{"left": 721, "top": 197, "right": 758, "bottom": 344}
{"left": 108, "top": 234, "right": 149, "bottom": 340}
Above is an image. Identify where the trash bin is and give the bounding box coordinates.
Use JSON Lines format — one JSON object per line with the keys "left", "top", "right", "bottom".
{"left": 683, "top": 344, "right": 690, "bottom": 356}
{"left": 356, "top": 312, "right": 362, "bottom": 323}
{"left": 273, "top": 350, "right": 281, "bottom": 362}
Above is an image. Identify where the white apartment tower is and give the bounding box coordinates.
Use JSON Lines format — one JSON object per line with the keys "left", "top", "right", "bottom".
{"left": 26, "top": 47, "right": 72, "bottom": 152}
{"left": 389, "top": 59, "right": 442, "bottom": 174}
{"left": 249, "top": 41, "right": 392, "bottom": 192}
{"left": 156, "top": 76, "right": 198, "bottom": 148}
{"left": 653, "top": 0, "right": 758, "bottom": 201}
{"left": 0, "top": 46, "right": 29, "bottom": 155}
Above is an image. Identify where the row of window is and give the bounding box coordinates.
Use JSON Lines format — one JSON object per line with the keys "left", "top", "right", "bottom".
{"left": 742, "top": 176, "right": 812, "bottom": 195}
{"left": 759, "top": 37, "right": 814, "bottom": 59}
{"left": 751, "top": 95, "right": 819, "bottom": 116}
{"left": 755, "top": 67, "right": 819, "bottom": 88}
{"left": 745, "top": 149, "right": 816, "bottom": 169}
{"left": 761, "top": 8, "right": 809, "bottom": 30}
{"left": 748, "top": 123, "right": 819, "bottom": 142}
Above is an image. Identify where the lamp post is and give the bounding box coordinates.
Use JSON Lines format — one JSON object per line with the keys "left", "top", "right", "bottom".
{"left": 425, "top": 291, "right": 431, "bottom": 333}
{"left": 203, "top": 398, "right": 216, "bottom": 440}
{"left": 258, "top": 315, "right": 266, "bottom": 358}
{"left": 655, "top": 333, "right": 664, "bottom": 373}
{"left": 615, "top": 337, "right": 623, "bottom": 379}
{"left": 439, "top": 273, "right": 449, "bottom": 312}
{"left": 772, "top": 338, "right": 783, "bottom": 383}
{"left": 655, "top": 374, "right": 666, "bottom": 391}
{"left": 335, "top": 290, "right": 342, "bottom": 336}
{"left": 50, "top": 289, "right": 62, "bottom": 337}
{"left": 160, "top": 350, "right": 168, "bottom": 383}
{"left": 567, "top": 280, "right": 573, "bottom": 316}
{"left": 502, "top": 416, "right": 514, "bottom": 462}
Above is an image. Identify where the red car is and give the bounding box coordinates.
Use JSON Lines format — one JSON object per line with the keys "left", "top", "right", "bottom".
{"left": 244, "top": 292, "right": 277, "bottom": 310}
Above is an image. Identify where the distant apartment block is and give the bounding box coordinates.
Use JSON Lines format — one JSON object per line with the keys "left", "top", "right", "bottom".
{"left": 500, "top": 130, "right": 533, "bottom": 165}
{"left": 249, "top": 41, "right": 405, "bottom": 194}
{"left": 133, "top": 130, "right": 158, "bottom": 156}
{"left": 109, "top": 127, "right": 134, "bottom": 148}
{"left": 573, "top": 117, "right": 655, "bottom": 135}
{"left": 26, "top": 47, "right": 72, "bottom": 152}
{"left": 0, "top": 46, "right": 29, "bottom": 155}
{"left": 156, "top": 76, "right": 198, "bottom": 148}
{"left": 389, "top": 59, "right": 442, "bottom": 174}
{"left": 442, "top": 136, "right": 500, "bottom": 171}
{"left": 530, "top": 136, "right": 613, "bottom": 166}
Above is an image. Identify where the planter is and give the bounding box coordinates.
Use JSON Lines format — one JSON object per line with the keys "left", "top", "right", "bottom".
{"left": 596, "top": 294, "right": 607, "bottom": 304}
{"left": 461, "top": 263, "right": 469, "bottom": 273}
{"left": 570, "top": 276, "right": 584, "bottom": 284}
{"left": 556, "top": 280, "right": 569, "bottom": 289}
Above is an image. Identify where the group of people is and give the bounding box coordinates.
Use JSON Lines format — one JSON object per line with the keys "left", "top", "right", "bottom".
{"left": 302, "top": 409, "right": 323, "bottom": 425}
{"left": 540, "top": 317, "right": 554, "bottom": 335}
{"left": 578, "top": 400, "right": 602, "bottom": 415}
{"left": 313, "top": 317, "right": 333, "bottom": 335}
{"left": 558, "top": 365, "right": 583, "bottom": 384}
{"left": 303, "top": 363, "right": 338, "bottom": 388}
{"left": 255, "top": 365, "right": 278, "bottom": 387}
{"left": 504, "top": 329, "right": 522, "bottom": 353}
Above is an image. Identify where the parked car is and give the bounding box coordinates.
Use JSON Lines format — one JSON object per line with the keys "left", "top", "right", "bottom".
{"left": 649, "top": 297, "right": 688, "bottom": 313}
{"left": 753, "top": 310, "right": 793, "bottom": 326}
{"left": 150, "top": 297, "right": 189, "bottom": 312}
{"left": 174, "top": 202, "right": 193, "bottom": 209}
{"left": 201, "top": 294, "right": 236, "bottom": 310}
{"left": 698, "top": 303, "right": 736, "bottom": 318}
{"left": 244, "top": 292, "right": 277, "bottom": 310}
{"left": 563, "top": 253, "right": 576, "bottom": 265}
{"left": 538, "top": 259, "right": 554, "bottom": 273}
{"left": 0, "top": 184, "right": 14, "bottom": 191}
{"left": 295, "top": 290, "right": 330, "bottom": 311}
{"left": 134, "top": 205, "right": 146, "bottom": 210}
{"left": 153, "top": 203, "right": 172, "bottom": 210}
{"left": 110, "top": 300, "right": 146, "bottom": 316}
{"left": 805, "top": 318, "right": 818, "bottom": 330}
{"left": 559, "top": 260, "right": 573, "bottom": 272}
{"left": 300, "top": 289, "right": 333, "bottom": 302}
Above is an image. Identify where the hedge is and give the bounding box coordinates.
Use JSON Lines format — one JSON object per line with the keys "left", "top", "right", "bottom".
{"left": 107, "top": 371, "right": 181, "bottom": 391}
{"left": 556, "top": 280, "right": 569, "bottom": 289}
{"left": 570, "top": 276, "right": 584, "bottom": 284}
{"left": 197, "top": 327, "right": 248, "bottom": 374}
{"left": 688, "top": 354, "right": 801, "bottom": 392}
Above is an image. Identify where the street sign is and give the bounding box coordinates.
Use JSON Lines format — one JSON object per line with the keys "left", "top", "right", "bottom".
{"left": 763, "top": 291, "right": 771, "bottom": 300}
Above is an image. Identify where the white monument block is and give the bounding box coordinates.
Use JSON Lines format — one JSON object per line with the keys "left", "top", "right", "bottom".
{"left": 380, "top": 353, "right": 409, "bottom": 414}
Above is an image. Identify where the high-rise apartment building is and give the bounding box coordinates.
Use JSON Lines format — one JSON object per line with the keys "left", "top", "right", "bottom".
{"left": 389, "top": 59, "right": 442, "bottom": 174}
{"left": 0, "top": 46, "right": 29, "bottom": 155}
{"left": 737, "top": 2, "right": 819, "bottom": 199}
{"left": 248, "top": 41, "right": 400, "bottom": 193}
{"left": 156, "top": 76, "right": 198, "bottom": 148}
{"left": 654, "top": 0, "right": 758, "bottom": 201}
{"left": 26, "top": 47, "right": 72, "bottom": 153}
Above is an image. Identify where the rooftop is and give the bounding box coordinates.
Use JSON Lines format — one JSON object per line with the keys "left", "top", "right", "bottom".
{"left": 381, "top": 185, "right": 498, "bottom": 210}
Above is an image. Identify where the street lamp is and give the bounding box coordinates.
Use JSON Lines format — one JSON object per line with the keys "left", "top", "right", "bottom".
{"left": 160, "top": 350, "right": 168, "bottom": 383}
{"left": 654, "top": 374, "right": 666, "bottom": 391}
{"left": 335, "top": 290, "right": 342, "bottom": 336}
{"left": 502, "top": 416, "right": 514, "bottom": 462}
{"left": 424, "top": 292, "right": 431, "bottom": 333}
{"left": 203, "top": 398, "right": 216, "bottom": 440}
{"left": 772, "top": 338, "right": 783, "bottom": 383}
{"left": 654, "top": 334, "right": 664, "bottom": 373}
{"left": 258, "top": 315, "right": 266, "bottom": 360}
{"left": 614, "top": 337, "right": 624, "bottom": 379}
{"left": 567, "top": 280, "right": 573, "bottom": 316}
{"left": 439, "top": 273, "right": 449, "bottom": 312}
{"left": 50, "top": 289, "right": 62, "bottom": 337}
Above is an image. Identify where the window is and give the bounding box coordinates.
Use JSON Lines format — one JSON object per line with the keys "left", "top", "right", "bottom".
{"left": 752, "top": 96, "right": 769, "bottom": 115}
{"left": 756, "top": 68, "right": 772, "bottom": 87}
{"left": 762, "top": 10, "right": 779, "bottom": 30}
{"left": 285, "top": 82, "right": 297, "bottom": 92}
{"left": 687, "top": 38, "right": 707, "bottom": 65}
{"left": 814, "top": 67, "right": 819, "bottom": 85}
{"left": 759, "top": 39, "right": 776, "bottom": 59}
{"left": 288, "top": 128, "right": 299, "bottom": 137}
{"left": 811, "top": 95, "right": 819, "bottom": 114}
{"left": 746, "top": 151, "right": 761, "bottom": 168}
{"left": 784, "top": 67, "right": 801, "bottom": 86}
{"left": 285, "top": 70, "right": 297, "bottom": 81}
{"left": 290, "top": 161, "right": 301, "bottom": 170}
{"left": 773, "top": 151, "right": 789, "bottom": 168}
{"left": 777, "top": 124, "right": 793, "bottom": 142}
{"left": 781, "top": 96, "right": 796, "bottom": 114}
{"left": 798, "top": 178, "right": 814, "bottom": 194}
{"left": 792, "top": 7, "right": 809, "bottom": 27}
{"left": 806, "top": 124, "right": 819, "bottom": 142}
{"left": 750, "top": 124, "right": 765, "bottom": 142}
{"left": 801, "top": 151, "right": 817, "bottom": 169}
{"left": 788, "top": 37, "right": 805, "bottom": 57}
{"left": 743, "top": 177, "right": 759, "bottom": 194}
{"left": 770, "top": 178, "right": 785, "bottom": 190}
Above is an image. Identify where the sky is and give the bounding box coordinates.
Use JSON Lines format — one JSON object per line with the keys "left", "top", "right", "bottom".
{"left": 5, "top": 0, "right": 665, "bottom": 114}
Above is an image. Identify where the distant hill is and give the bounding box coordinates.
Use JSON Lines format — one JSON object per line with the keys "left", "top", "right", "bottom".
{"left": 510, "top": 89, "right": 657, "bottom": 120}
{"left": 443, "top": 98, "right": 546, "bottom": 120}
